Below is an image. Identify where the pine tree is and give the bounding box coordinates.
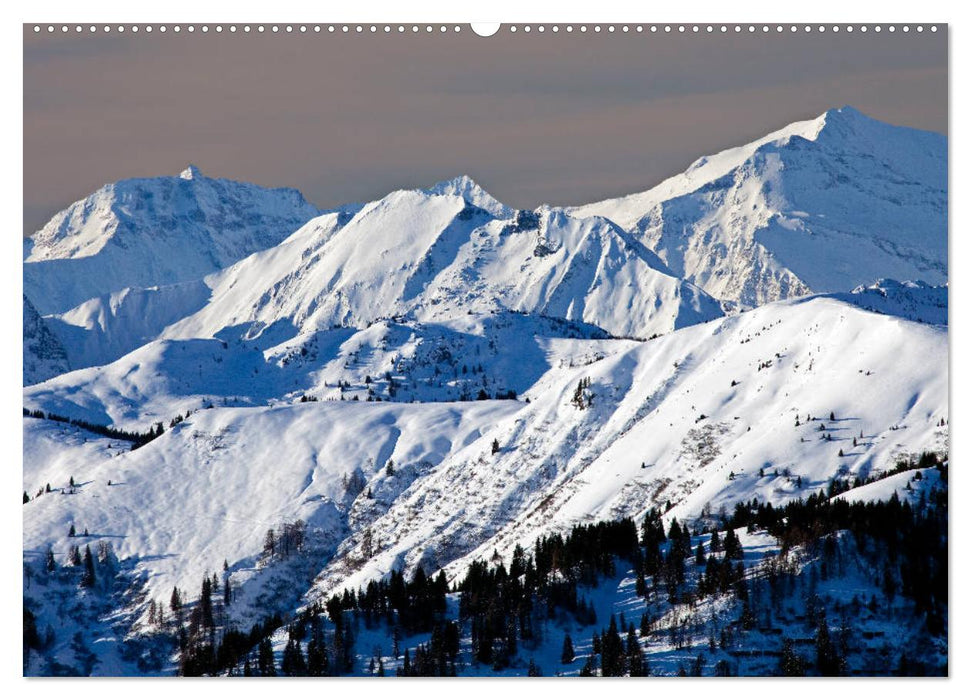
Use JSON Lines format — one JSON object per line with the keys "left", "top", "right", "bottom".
{"left": 579, "top": 653, "right": 597, "bottom": 676}
{"left": 23, "top": 491, "right": 29, "bottom": 504}
{"left": 815, "top": 619, "right": 843, "bottom": 676}
{"left": 491, "top": 438, "right": 500, "bottom": 455}
{"left": 70, "top": 545, "right": 81, "bottom": 566}
{"left": 600, "top": 615, "right": 625, "bottom": 676}
{"left": 258, "top": 638, "right": 276, "bottom": 676}
{"left": 281, "top": 638, "right": 307, "bottom": 676}
{"left": 199, "top": 575, "right": 214, "bottom": 630}
{"left": 80, "top": 544, "right": 96, "bottom": 588}
{"left": 170, "top": 586, "right": 182, "bottom": 614}
{"left": 560, "top": 633, "right": 575, "bottom": 664}
{"left": 45, "top": 545, "right": 56, "bottom": 572}
{"left": 68, "top": 523, "right": 76, "bottom": 538}
{"left": 626, "top": 628, "right": 646, "bottom": 676}
{"left": 307, "top": 623, "right": 329, "bottom": 676}
{"left": 779, "top": 638, "right": 806, "bottom": 676}
{"left": 527, "top": 659, "right": 542, "bottom": 676}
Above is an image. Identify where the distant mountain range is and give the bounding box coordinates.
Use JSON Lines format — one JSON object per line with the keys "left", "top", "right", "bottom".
{"left": 22, "top": 107, "right": 948, "bottom": 677}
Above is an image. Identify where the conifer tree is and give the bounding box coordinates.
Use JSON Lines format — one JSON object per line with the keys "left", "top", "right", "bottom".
{"left": 626, "top": 628, "right": 647, "bottom": 676}
{"left": 80, "top": 544, "right": 96, "bottom": 588}
{"left": 779, "top": 638, "right": 807, "bottom": 676}
{"left": 307, "top": 622, "right": 329, "bottom": 676}
{"left": 199, "top": 575, "right": 214, "bottom": 630}
{"left": 257, "top": 638, "right": 276, "bottom": 676}
{"left": 281, "top": 638, "right": 307, "bottom": 676}
{"left": 579, "top": 653, "right": 597, "bottom": 676}
{"left": 560, "top": 633, "right": 575, "bottom": 664}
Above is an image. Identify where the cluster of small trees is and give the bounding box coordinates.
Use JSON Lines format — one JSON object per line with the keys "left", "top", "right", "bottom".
{"left": 457, "top": 520, "right": 638, "bottom": 670}
{"left": 327, "top": 567, "right": 448, "bottom": 634}
{"left": 578, "top": 616, "right": 647, "bottom": 676}
{"left": 571, "top": 377, "right": 593, "bottom": 410}
{"left": 395, "top": 622, "right": 461, "bottom": 676}
{"left": 261, "top": 521, "right": 306, "bottom": 561}
{"left": 23, "top": 407, "right": 167, "bottom": 450}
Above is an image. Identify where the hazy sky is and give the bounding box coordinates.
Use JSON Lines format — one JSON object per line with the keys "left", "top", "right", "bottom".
{"left": 24, "top": 25, "right": 947, "bottom": 234}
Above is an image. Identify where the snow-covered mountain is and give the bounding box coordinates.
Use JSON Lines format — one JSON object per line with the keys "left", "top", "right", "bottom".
{"left": 837, "top": 278, "right": 948, "bottom": 326}
{"left": 573, "top": 107, "right": 946, "bottom": 307}
{"left": 23, "top": 312, "right": 622, "bottom": 431}
{"left": 308, "top": 297, "right": 948, "bottom": 595}
{"left": 24, "top": 166, "right": 325, "bottom": 314}
{"left": 22, "top": 297, "right": 947, "bottom": 675}
{"left": 33, "top": 178, "right": 722, "bottom": 373}
{"left": 163, "top": 181, "right": 723, "bottom": 346}
{"left": 44, "top": 280, "right": 213, "bottom": 373}
{"left": 24, "top": 295, "right": 70, "bottom": 385}
{"left": 22, "top": 107, "right": 948, "bottom": 677}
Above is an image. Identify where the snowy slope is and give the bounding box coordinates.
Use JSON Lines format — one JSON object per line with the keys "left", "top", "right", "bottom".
{"left": 22, "top": 311, "right": 625, "bottom": 431}
{"left": 833, "top": 279, "right": 948, "bottom": 326}
{"left": 573, "top": 107, "right": 947, "bottom": 307}
{"left": 22, "top": 400, "right": 517, "bottom": 630}
{"left": 22, "top": 298, "right": 947, "bottom": 675}
{"left": 24, "top": 166, "right": 325, "bottom": 314}
{"left": 162, "top": 182, "right": 722, "bottom": 345}
{"left": 45, "top": 279, "right": 213, "bottom": 371}
{"left": 24, "top": 295, "right": 70, "bottom": 385}
{"left": 308, "top": 297, "right": 947, "bottom": 597}
{"left": 832, "top": 466, "right": 943, "bottom": 506}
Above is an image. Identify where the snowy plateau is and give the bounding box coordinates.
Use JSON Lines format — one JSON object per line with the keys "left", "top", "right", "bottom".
{"left": 23, "top": 107, "right": 948, "bottom": 677}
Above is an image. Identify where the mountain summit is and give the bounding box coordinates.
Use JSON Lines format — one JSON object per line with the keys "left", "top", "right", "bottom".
{"left": 24, "top": 170, "right": 322, "bottom": 314}
{"left": 574, "top": 106, "right": 946, "bottom": 307}
{"left": 423, "top": 175, "right": 512, "bottom": 218}
{"left": 179, "top": 164, "right": 204, "bottom": 180}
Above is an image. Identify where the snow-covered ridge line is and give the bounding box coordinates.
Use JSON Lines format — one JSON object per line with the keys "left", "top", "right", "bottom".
{"left": 24, "top": 165, "right": 327, "bottom": 315}
{"left": 572, "top": 106, "right": 946, "bottom": 307}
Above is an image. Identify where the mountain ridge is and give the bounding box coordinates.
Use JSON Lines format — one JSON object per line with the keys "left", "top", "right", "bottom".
{"left": 572, "top": 106, "right": 947, "bottom": 307}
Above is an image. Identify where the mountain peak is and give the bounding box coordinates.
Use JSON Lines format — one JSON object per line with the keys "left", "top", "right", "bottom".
{"left": 423, "top": 175, "right": 512, "bottom": 217}
{"left": 179, "top": 164, "right": 204, "bottom": 180}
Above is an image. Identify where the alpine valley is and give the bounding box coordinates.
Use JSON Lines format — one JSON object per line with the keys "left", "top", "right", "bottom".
{"left": 22, "top": 107, "right": 948, "bottom": 677}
